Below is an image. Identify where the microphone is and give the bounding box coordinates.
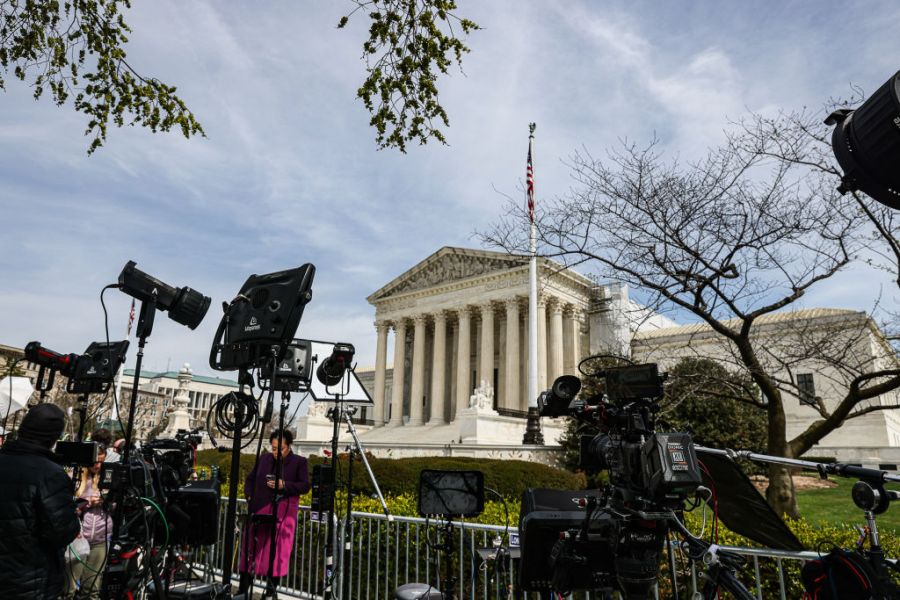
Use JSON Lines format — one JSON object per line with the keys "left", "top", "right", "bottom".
{"left": 316, "top": 343, "right": 355, "bottom": 386}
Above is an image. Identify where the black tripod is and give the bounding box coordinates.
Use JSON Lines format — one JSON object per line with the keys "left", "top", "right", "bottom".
{"left": 262, "top": 385, "right": 294, "bottom": 599}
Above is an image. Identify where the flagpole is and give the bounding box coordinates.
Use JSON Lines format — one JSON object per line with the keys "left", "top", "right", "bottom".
{"left": 523, "top": 122, "right": 544, "bottom": 445}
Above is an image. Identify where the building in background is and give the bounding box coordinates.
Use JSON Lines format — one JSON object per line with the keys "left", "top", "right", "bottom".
{"left": 296, "top": 246, "right": 900, "bottom": 468}
{"left": 105, "top": 366, "right": 238, "bottom": 440}
{"left": 632, "top": 309, "right": 900, "bottom": 467}
{"left": 298, "top": 246, "right": 674, "bottom": 463}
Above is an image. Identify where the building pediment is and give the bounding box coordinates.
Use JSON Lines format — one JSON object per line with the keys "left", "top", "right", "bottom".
{"left": 368, "top": 247, "right": 530, "bottom": 303}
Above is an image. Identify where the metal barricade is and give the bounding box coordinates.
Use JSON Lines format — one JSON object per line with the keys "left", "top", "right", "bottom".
{"left": 192, "top": 500, "right": 813, "bottom": 599}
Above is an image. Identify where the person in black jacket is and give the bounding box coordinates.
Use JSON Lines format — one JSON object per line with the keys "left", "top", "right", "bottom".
{"left": 0, "top": 403, "right": 81, "bottom": 599}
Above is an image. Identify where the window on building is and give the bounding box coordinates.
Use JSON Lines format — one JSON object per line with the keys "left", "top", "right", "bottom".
{"left": 797, "top": 373, "right": 816, "bottom": 406}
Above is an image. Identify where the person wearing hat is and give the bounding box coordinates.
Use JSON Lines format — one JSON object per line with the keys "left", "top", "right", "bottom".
{"left": 0, "top": 402, "right": 81, "bottom": 599}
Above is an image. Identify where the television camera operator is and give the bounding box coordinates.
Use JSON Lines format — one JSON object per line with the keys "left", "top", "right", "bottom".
{"left": 0, "top": 403, "right": 81, "bottom": 599}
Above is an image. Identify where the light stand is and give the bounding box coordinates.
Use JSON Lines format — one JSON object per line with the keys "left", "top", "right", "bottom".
{"left": 104, "top": 297, "right": 168, "bottom": 600}
{"left": 313, "top": 356, "right": 390, "bottom": 600}
{"left": 220, "top": 375, "right": 255, "bottom": 596}
{"left": 323, "top": 388, "right": 343, "bottom": 600}
{"left": 207, "top": 265, "right": 315, "bottom": 600}
{"left": 264, "top": 349, "right": 291, "bottom": 599}
{"left": 339, "top": 404, "right": 390, "bottom": 600}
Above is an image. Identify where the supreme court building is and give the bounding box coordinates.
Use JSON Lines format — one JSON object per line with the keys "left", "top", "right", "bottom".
{"left": 292, "top": 245, "right": 900, "bottom": 467}
{"left": 298, "top": 246, "right": 674, "bottom": 461}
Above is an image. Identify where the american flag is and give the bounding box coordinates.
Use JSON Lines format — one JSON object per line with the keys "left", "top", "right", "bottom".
{"left": 526, "top": 142, "right": 535, "bottom": 223}
{"left": 126, "top": 299, "right": 136, "bottom": 336}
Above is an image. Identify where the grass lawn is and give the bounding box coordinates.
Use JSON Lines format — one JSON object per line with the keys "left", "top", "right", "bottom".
{"left": 796, "top": 476, "right": 900, "bottom": 533}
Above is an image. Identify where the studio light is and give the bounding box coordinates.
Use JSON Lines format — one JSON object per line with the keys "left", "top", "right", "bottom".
{"left": 118, "top": 260, "right": 211, "bottom": 329}
{"left": 23, "top": 341, "right": 79, "bottom": 376}
{"left": 826, "top": 70, "right": 900, "bottom": 210}
{"left": 316, "top": 342, "right": 356, "bottom": 386}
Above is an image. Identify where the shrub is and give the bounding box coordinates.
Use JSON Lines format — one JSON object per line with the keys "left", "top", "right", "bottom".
{"left": 196, "top": 451, "right": 586, "bottom": 503}
{"left": 325, "top": 454, "right": 586, "bottom": 500}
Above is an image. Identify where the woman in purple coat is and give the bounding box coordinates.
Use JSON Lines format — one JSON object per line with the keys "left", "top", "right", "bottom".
{"left": 239, "top": 429, "right": 311, "bottom": 597}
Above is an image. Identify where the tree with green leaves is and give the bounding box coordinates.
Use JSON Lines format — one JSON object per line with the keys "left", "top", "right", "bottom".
{"left": 341, "top": 0, "right": 479, "bottom": 152}
{"left": 0, "top": 0, "right": 478, "bottom": 153}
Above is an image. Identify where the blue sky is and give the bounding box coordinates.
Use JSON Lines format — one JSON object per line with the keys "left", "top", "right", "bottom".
{"left": 1, "top": 1, "right": 898, "bottom": 377}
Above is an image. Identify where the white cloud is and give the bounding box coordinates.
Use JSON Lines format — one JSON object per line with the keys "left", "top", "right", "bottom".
{"left": 1, "top": 0, "right": 899, "bottom": 377}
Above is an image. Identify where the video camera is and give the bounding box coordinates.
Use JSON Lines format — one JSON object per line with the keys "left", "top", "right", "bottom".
{"left": 522, "top": 360, "right": 702, "bottom": 597}
{"left": 100, "top": 429, "right": 218, "bottom": 546}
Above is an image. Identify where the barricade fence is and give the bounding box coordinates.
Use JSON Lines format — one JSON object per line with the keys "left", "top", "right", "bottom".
{"left": 190, "top": 500, "right": 816, "bottom": 599}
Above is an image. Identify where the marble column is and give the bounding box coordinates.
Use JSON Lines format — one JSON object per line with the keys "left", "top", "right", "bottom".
{"left": 428, "top": 311, "right": 448, "bottom": 425}
{"left": 504, "top": 298, "right": 520, "bottom": 411}
{"left": 388, "top": 319, "right": 407, "bottom": 425}
{"left": 455, "top": 306, "right": 472, "bottom": 417}
{"left": 449, "top": 320, "right": 458, "bottom": 418}
{"left": 549, "top": 299, "right": 564, "bottom": 382}
{"left": 408, "top": 314, "right": 428, "bottom": 426}
{"left": 537, "top": 301, "right": 548, "bottom": 391}
{"left": 479, "top": 302, "right": 495, "bottom": 395}
{"left": 564, "top": 306, "right": 581, "bottom": 375}
{"left": 373, "top": 320, "right": 389, "bottom": 424}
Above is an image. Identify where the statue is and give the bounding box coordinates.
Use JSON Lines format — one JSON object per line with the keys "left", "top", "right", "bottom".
{"left": 307, "top": 400, "right": 328, "bottom": 419}
{"left": 468, "top": 380, "right": 495, "bottom": 412}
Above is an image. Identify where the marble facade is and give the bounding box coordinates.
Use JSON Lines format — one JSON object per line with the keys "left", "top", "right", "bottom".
{"left": 294, "top": 246, "right": 900, "bottom": 468}
{"left": 362, "top": 247, "right": 595, "bottom": 444}
{"left": 295, "top": 246, "right": 672, "bottom": 459}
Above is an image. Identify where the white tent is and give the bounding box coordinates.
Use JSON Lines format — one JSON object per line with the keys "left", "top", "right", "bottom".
{"left": 0, "top": 376, "right": 34, "bottom": 420}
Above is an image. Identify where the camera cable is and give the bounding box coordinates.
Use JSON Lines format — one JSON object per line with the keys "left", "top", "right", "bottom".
{"left": 697, "top": 460, "right": 720, "bottom": 543}
{"left": 206, "top": 389, "right": 260, "bottom": 450}
{"left": 99, "top": 283, "right": 126, "bottom": 435}
{"left": 481, "top": 485, "right": 513, "bottom": 598}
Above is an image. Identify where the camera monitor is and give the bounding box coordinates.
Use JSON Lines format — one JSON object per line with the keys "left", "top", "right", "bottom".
{"left": 55, "top": 441, "right": 100, "bottom": 467}
{"left": 417, "top": 470, "right": 484, "bottom": 518}
{"left": 604, "top": 363, "right": 664, "bottom": 403}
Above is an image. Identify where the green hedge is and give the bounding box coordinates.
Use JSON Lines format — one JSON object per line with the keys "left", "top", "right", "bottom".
{"left": 195, "top": 450, "right": 586, "bottom": 500}
{"left": 337, "top": 455, "right": 586, "bottom": 500}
